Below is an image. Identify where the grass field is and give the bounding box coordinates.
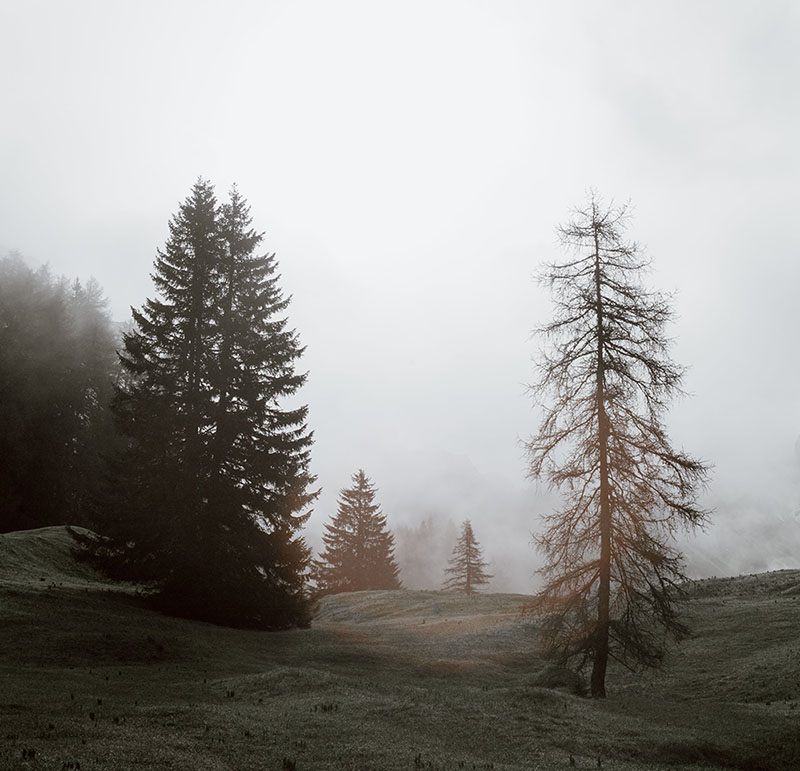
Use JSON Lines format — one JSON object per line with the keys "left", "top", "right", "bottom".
{"left": 1, "top": 527, "right": 799, "bottom": 770}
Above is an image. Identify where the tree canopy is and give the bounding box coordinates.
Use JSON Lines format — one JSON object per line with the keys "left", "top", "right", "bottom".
{"left": 526, "top": 192, "right": 709, "bottom": 698}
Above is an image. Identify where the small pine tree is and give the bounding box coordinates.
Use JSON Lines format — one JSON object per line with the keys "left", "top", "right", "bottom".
{"left": 314, "top": 470, "right": 402, "bottom": 594}
{"left": 443, "top": 520, "right": 492, "bottom": 594}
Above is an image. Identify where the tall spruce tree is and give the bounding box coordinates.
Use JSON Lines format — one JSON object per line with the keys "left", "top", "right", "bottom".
{"left": 443, "top": 519, "right": 492, "bottom": 594}
{"left": 526, "top": 192, "right": 709, "bottom": 697}
{"left": 314, "top": 470, "right": 401, "bottom": 594}
{"left": 99, "top": 179, "right": 315, "bottom": 628}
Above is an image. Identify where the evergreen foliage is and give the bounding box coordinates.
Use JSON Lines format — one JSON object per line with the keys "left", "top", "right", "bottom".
{"left": 525, "top": 192, "right": 709, "bottom": 697}
{"left": 314, "top": 470, "right": 401, "bottom": 594}
{"left": 0, "top": 254, "right": 117, "bottom": 532}
{"left": 98, "top": 179, "right": 315, "bottom": 629}
{"left": 443, "top": 519, "right": 492, "bottom": 594}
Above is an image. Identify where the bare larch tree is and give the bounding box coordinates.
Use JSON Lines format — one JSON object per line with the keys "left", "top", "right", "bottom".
{"left": 526, "top": 192, "right": 710, "bottom": 698}
{"left": 443, "top": 519, "right": 492, "bottom": 594}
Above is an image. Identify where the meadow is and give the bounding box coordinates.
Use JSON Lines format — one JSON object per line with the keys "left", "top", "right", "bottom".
{"left": 1, "top": 527, "right": 799, "bottom": 770}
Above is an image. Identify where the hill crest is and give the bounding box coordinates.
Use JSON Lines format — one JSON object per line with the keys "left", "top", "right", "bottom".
{"left": 0, "top": 525, "right": 114, "bottom": 589}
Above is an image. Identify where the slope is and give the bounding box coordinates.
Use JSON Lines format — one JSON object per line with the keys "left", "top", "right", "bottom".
{"left": 0, "top": 526, "right": 115, "bottom": 589}
{"left": 0, "top": 527, "right": 798, "bottom": 770}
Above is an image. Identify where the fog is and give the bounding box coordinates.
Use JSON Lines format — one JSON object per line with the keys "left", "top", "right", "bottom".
{"left": 2, "top": 1, "right": 799, "bottom": 591}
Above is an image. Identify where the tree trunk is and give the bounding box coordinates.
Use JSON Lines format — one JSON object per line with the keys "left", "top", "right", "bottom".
{"left": 591, "top": 215, "right": 611, "bottom": 699}
{"left": 592, "top": 411, "right": 611, "bottom": 698}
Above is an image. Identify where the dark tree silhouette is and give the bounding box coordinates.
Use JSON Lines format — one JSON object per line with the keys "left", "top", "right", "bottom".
{"left": 98, "top": 179, "right": 315, "bottom": 628}
{"left": 526, "top": 192, "right": 710, "bottom": 698}
{"left": 443, "top": 519, "right": 492, "bottom": 594}
{"left": 314, "top": 470, "right": 401, "bottom": 594}
{"left": 0, "top": 254, "right": 117, "bottom": 532}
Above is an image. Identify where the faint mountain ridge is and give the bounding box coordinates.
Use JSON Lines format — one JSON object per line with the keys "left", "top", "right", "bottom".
{"left": 681, "top": 497, "right": 800, "bottom": 578}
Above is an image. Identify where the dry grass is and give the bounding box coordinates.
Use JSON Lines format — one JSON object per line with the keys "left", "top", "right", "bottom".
{"left": 1, "top": 527, "right": 799, "bottom": 770}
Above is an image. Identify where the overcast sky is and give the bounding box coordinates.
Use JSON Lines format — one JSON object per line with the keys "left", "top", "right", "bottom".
{"left": 2, "top": 1, "right": 799, "bottom": 589}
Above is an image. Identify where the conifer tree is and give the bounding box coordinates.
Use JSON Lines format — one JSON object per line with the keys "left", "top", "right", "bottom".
{"left": 443, "top": 520, "right": 492, "bottom": 594}
{"left": 314, "top": 470, "right": 401, "bottom": 594}
{"left": 526, "top": 192, "right": 709, "bottom": 697}
{"left": 99, "top": 179, "right": 315, "bottom": 628}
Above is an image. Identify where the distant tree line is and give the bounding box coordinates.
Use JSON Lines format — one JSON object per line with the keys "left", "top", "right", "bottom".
{"left": 0, "top": 255, "right": 118, "bottom": 532}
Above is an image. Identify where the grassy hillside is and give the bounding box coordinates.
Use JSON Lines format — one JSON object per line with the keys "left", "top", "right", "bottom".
{"left": 0, "top": 526, "right": 113, "bottom": 589}
{"left": 1, "top": 527, "right": 799, "bottom": 770}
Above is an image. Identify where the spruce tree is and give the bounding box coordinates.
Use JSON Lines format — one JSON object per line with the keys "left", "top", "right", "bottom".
{"left": 99, "top": 179, "right": 315, "bottom": 628}
{"left": 443, "top": 520, "right": 492, "bottom": 594}
{"left": 314, "top": 470, "right": 402, "bottom": 594}
{"left": 209, "top": 186, "right": 315, "bottom": 620}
